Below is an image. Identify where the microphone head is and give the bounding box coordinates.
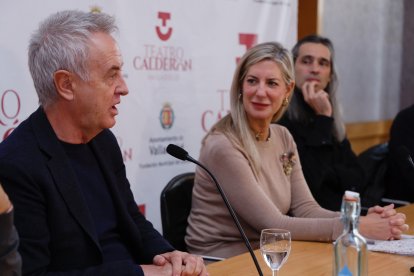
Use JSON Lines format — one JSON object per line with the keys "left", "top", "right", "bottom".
{"left": 396, "top": 145, "right": 414, "bottom": 169}
{"left": 166, "top": 144, "right": 188, "bottom": 161}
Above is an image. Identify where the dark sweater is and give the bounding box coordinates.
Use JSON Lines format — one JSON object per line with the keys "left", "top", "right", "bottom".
{"left": 278, "top": 92, "right": 365, "bottom": 211}
{"left": 386, "top": 104, "right": 414, "bottom": 202}
{"left": 61, "top": 142, "right": 134, "bottom": 264}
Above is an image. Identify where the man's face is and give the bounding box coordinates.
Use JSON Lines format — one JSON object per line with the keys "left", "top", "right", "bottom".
{"left": 294, "top": 42, "right": 332, "bottom": 92}
{"left": 71, "top": 32, "right": 129, "bottom": 134}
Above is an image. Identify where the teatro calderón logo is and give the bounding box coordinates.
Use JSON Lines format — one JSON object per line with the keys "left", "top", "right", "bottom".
{"left": 133, "top": 11, "right": 192, "bottom": 73}
{"left": 155, "top": 12, "right": 172, "bottom": 41}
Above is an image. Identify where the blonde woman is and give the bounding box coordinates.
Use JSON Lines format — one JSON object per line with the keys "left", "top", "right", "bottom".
{"left": 185, "top": 41, "right": 408, "bottom": 259}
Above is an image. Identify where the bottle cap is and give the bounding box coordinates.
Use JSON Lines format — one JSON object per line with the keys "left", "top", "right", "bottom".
{"left": 344, "top": 191, "right": 360, "bottom": 201}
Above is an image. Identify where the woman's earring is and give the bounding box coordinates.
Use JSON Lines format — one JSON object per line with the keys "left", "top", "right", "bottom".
{"left": 239, "top": 91, "right": 243, "bottom": 100}
{"left": 282, "top": 97, "right": 289, "bottom": 107}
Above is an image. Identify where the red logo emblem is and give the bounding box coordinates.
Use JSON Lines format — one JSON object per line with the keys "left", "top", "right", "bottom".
{"left": 156, "top": 12, "right": 173, "bottom": 41}
{"left": 236, "top": 33, "right": 258, "bottom": 63}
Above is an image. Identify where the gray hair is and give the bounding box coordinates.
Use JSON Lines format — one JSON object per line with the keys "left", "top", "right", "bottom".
{"left": 288, "top": 34, "right": 345, "bottom": 142}
{"left": 28, "top": 10, "right": 118, "bottom": 108}
{"left": 206, "top": 41, "right": 295, "bottom": 177}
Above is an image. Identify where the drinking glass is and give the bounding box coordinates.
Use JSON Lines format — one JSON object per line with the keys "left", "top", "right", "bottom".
{"left": 260, "top": 228, "right": 291, "bottom": 276}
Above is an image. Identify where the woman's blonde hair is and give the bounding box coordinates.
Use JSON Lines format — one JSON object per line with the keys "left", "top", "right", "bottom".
{"left": 204, "top": 41, "right": 295, "bottom": 177}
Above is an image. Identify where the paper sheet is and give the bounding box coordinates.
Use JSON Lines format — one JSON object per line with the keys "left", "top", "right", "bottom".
{"left": 367, "top": 235, "right": 414, "bottom": 256}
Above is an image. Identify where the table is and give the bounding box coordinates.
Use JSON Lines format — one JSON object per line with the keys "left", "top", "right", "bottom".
{"left": 207, "top": 204, "right": 414, "bottom": 275}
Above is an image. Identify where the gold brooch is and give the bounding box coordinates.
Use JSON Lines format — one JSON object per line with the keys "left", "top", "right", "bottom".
{"left": 280, "top": 152, "right": 296, "bottom": 176}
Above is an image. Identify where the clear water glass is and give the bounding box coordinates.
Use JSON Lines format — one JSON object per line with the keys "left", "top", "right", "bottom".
{"left": 260, "top": 228, "right": 291, "bottom": 276}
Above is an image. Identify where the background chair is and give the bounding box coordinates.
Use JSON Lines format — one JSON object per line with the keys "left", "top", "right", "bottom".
{"left": 358, "top": 143, "right": 388, "bottom": 209}
{"left": 160, "top": 172, "right": 224, "bottom": 262}
{"left": 358, "top": 143, "right": 409, "bottom": 212}
{"left": 160, "top": 172, "right": 195, "bottom": 251}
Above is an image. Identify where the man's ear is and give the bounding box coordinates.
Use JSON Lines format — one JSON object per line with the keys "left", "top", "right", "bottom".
{"left": 53, "top": 70, "right": 74, "bottom": 101}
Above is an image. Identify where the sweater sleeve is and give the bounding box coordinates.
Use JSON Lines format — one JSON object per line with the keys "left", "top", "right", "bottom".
{"left": 279, "top": 128, "right": 343, "bottom": 240}
{"left": 200, "top": 131, "right": 342, "bottom": 242}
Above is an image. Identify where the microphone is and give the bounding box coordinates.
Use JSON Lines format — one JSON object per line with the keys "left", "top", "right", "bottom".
{"left": 405, "top": 150, "right": 414, "bottom": 169}
{"left": 396, "top": 146, "right": 414, "bottom": 170}
{"left": 166, "top": 144, "right": 263, "bottom": 276}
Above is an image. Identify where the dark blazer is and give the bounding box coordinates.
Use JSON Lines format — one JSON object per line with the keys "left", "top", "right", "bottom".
{"left": 0, "top": 107, "right": 173, "bottom": 275}
{"left": 0, "top": 210, "right": 21, "bottom": 276}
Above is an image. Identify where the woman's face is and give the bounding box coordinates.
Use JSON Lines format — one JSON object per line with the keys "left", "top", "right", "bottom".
{"left": 242, "top": 59, "right": 291, "bottom": 128}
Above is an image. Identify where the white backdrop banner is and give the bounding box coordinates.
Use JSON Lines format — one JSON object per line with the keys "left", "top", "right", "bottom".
{"left": 0, "top": 0, "right": 297, "bottom": 232}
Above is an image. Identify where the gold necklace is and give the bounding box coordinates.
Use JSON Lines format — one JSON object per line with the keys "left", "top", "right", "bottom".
{"left": 255, "top": 128, "right": 271, "bottom": 141}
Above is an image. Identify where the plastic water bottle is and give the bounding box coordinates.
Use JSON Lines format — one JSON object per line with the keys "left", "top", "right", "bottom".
{"left": 333, "top": 191, "right": 367, "bottom": 276}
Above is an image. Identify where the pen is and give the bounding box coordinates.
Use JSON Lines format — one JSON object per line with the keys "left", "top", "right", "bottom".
{"left": 366, "top": 239, "right": 375, "bottom": 245}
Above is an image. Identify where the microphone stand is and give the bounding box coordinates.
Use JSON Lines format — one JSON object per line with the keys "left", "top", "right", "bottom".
{"left": 185, "top": 155, "right": 263, "bottom": 276}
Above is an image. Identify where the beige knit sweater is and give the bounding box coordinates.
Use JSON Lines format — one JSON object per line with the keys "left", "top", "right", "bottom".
{"left": 185, "top": 124, "right": 343, "bottom": 258}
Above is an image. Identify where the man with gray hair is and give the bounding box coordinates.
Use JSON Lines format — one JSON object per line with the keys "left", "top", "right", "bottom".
{"left": 0, "top": 10, "right": 206, "bottom": 275}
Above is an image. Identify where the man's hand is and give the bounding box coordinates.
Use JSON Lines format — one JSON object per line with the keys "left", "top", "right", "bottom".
{"left": 366, "top": 204, "right": 409, "bottom": 239}
{"left": 153, "top": 250, "right": 208, "bottom": 276}
{"left": 361, "top": 204, "right": 409, "bottom": 240}
{"left": 301, "top": 81, "right": 332, "bottom": 117}
{"left": 367, "top": 204, "right": 396, "bottom": 217}
{"left": 0, "top": 184, "right": 12, "bottom": 214}
{"left": 141, "top": 263, "right": 173, "bottom": 275}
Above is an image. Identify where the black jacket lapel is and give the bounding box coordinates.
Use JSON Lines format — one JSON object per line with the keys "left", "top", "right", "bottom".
{"left": 29, "top": 107, "right": 100, "bottom": 249}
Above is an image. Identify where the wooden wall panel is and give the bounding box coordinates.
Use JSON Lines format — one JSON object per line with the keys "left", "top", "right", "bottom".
{"left": 298, "top": 0, "right": 318, "bottom": 39}
{"left": 346, "top": 120, "right": 392, "bottom": 154}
